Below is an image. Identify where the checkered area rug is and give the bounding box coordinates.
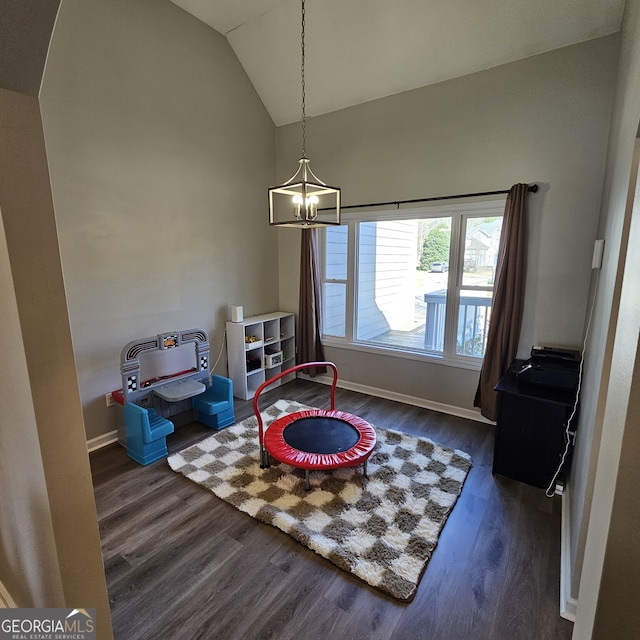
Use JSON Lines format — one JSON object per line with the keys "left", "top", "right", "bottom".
{"left": 167, "top": 400, "right": 472, "bottom": 601}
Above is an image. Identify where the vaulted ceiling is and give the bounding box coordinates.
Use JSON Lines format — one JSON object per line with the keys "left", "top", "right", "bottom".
{"left": 170, "top": 0, "right": 624, "bottom": 126}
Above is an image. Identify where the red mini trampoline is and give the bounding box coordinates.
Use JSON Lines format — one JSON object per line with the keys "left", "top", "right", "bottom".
{"left": 253, "top": 362, "right": 377, "bottom": 490}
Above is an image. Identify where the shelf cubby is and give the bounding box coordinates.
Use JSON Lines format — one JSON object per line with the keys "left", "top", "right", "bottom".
{"left": 226, "top": 312, "right": 296, "bottom": 400}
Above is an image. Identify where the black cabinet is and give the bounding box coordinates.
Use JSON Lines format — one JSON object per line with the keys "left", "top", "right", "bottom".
{"left": 493, "top": 365, "right": 577, "bottom": 489}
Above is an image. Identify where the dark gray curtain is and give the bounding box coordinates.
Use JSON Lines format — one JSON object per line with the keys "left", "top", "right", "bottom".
{"left": 474, "top": 184, "right": 529, "bottom": 420}
{"left": 298, "top": 229, "right": 326, "bottom": 375}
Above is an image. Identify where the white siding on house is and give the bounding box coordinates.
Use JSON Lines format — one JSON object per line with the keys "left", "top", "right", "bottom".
{"left": 356, "top": 220, "right": 417, "bottom": 340}
{"left": 323, "top": 225, "right": 348, "bottom": 337}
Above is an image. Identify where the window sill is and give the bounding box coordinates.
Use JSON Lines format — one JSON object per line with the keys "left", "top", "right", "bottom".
{"left": 321, "top": 338, "right": 484, "bottom": 372}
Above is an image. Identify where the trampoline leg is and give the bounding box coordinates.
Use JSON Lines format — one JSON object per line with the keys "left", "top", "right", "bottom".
{"left": 363, "top": 460, "right": 369, "bottom": 479}
{"left": 305, "top": 470, "right": 310, "bottom": 491}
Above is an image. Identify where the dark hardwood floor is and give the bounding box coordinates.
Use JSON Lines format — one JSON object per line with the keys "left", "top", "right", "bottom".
{"left": 90, "top": 379, "right": 574, "bottom": 640}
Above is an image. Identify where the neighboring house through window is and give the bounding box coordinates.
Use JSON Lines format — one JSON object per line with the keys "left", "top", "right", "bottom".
{"left": 319, "top": 199, "right": 505, "bottom": 368}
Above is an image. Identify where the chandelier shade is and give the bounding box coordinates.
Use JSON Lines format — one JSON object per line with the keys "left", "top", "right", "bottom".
{"left": 268, "top": 0, "right": 341, "bottom": 228}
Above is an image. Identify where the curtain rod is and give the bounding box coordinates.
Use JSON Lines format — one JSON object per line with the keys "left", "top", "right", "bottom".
{"left": 337, "top": 184, "right": 538, "bottom": 211}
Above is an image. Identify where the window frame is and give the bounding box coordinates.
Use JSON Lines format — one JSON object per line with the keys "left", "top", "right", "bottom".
{"left": 319, "top": 198, "right": 506, "bottom": 370}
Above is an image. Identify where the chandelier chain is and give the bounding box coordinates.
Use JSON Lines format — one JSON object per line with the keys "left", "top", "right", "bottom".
{"left": 300, "top": 0, "right": 307, "bottom": 158}
{"left": 268, "top": 0, "right": 340, "bottom": 227}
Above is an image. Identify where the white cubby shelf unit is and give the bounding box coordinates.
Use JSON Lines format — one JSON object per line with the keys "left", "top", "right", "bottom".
{"left": 226, "top": 312, "right": 296, "bottom": 400}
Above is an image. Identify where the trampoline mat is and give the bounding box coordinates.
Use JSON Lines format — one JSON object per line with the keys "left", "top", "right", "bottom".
{"left": 282, "top": 416, "right": 360, "bottom": 454}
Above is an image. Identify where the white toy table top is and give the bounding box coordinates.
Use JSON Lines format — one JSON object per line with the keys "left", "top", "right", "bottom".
{"left": 154, "top": 378, "right": 206, "bottom": 402}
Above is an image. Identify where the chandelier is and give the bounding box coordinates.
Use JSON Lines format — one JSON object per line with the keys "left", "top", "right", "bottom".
{"left": 268, "top": 0, "right": 341, "bottom": 227}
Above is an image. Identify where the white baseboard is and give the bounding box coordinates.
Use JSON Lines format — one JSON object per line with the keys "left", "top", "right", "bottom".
{"left": 560, "top": 490, "right": 578, "bottom": 621}
{"left": 0, "top": 581, "right": 16, "bottom": 608}
{"left": 298, "top": 373, "right": 494, "bottom": 425}
{"left": 87, "top": 429, "right": 119, "bottom": 452}
{"left": 87, "top": 377, "right": 491, "bottom": 451}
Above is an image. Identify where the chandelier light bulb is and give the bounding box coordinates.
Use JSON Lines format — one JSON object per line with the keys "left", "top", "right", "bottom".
{"left": 292, "top": 194, "right": 319, "bottom": 221}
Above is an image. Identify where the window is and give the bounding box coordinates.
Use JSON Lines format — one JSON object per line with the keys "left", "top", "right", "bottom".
{"left": 320, "top": 200, "right": 505, "bottom": 366}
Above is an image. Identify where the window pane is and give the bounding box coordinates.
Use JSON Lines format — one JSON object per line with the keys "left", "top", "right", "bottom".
{"left": 325, "top": 225, "right": 348, "bottom": 280}
{"left": 323, "top": 282, "right": 346, "bottom": 337}
{"left": 421, "top": 218, "right": 451, "bottom": 354}
{"left": 423, "top": 288, "right": 447, "bottom": 352}
{"left": 462, "top": 217, "right": 503, "bottom": 286}
{"left": 355, "top": 218, "right": 451, "bottom": 354}
{"left": 456, "top": 289, "right": 493, "bottom": 357}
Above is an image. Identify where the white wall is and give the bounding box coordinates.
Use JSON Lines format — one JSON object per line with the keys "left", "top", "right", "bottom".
{"left": 591, "top": 322, "right": 640, "bottom": 637}
{"left": 570, "top": 0, "right": 640, "bottom": 635}
{"left": 0, "top": 87, "right": 113, "bottom": 637}
{"left": 0, "top": 170, "right": 64, "bottom": 609}
{"left": 0, "top": 2, "right": 65, "bottom": 609}
{"left": 40, "top": 0, "right": 277, "bottom": 440}
{"left": 277, "top": 36, "right": 618, "bottom": 413}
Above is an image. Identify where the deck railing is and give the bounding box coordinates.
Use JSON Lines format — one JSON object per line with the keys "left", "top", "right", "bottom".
{"left": 424, "top": 291, "right": 492, "bottom": 357}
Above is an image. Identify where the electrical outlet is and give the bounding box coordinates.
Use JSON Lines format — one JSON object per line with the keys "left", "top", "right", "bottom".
{"left": 105, "top": 393, "right": 115, "bottom": 407}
